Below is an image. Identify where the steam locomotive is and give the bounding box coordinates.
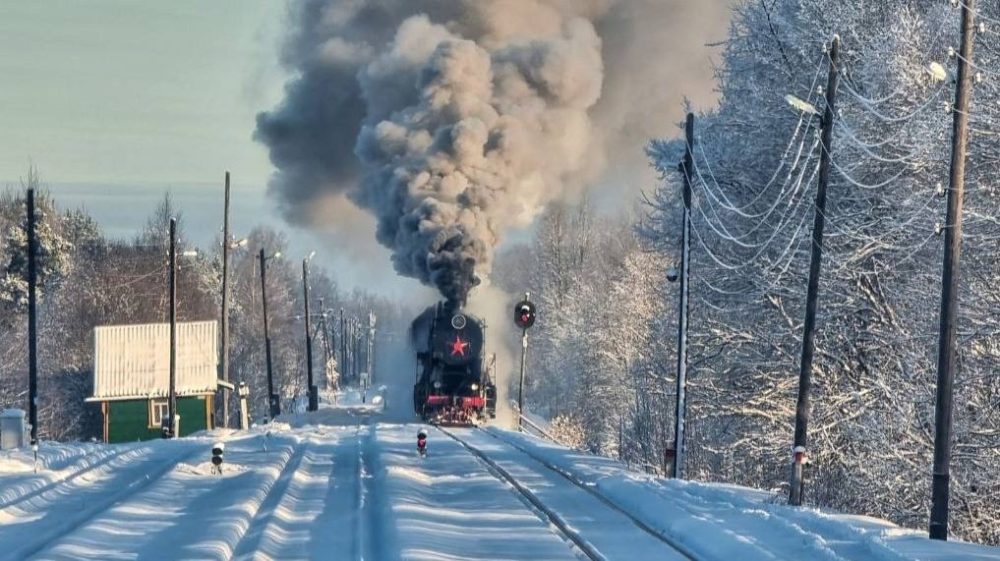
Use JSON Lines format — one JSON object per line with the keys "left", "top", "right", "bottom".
{"left": 411, "top": 301, "right": 497, "bottom": 424}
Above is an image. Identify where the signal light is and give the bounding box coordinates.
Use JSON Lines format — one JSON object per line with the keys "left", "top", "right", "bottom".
{"left": 211, "top": 442, "right": 225, "bottom": 475}
{"left": 514, "top": 300, "right": 536, "bottom": 329}
{"left": 417, "top": 429, "right": 428, "bottom": 457}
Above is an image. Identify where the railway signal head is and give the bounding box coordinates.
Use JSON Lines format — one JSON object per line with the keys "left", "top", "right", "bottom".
{"left": 514, "top": 300, "right": 536, "bottom": 329}
{"left": 211, "top": 442, "right": 224, "bottom": 475}
{"left": 417, "top": 429, "right": 428, "bottom": 456}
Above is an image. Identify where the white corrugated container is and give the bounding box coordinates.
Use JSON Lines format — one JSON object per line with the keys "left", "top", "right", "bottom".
{"left": 92, "top": 321, "right": 218, "bottom": 400}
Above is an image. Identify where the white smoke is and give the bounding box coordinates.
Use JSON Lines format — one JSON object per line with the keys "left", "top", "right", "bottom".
{"left": 465, "top": 279, "right": 520, "bottom": 428}
{"left": 256, "top": 0, "right": 728, "bottom": 301}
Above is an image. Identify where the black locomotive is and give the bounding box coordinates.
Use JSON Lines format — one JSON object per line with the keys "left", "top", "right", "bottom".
{"left": 411, "top": 301, "right": 497, "bottom": 424}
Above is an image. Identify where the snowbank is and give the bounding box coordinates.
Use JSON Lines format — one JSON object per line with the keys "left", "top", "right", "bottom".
{"left": 488, "top": 428, "right": 1000, "bottom": 561}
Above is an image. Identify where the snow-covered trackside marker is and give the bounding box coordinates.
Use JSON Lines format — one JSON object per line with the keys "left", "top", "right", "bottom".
{"left": 443, "top": 427, "right": 694, "bottom": 561}
{"left": 487, "top": 428, "right": 1000, "bottom": 561}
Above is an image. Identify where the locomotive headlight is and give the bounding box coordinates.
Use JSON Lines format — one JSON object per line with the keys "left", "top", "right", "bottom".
{"left": 470, "top": 383, "right": 479, "bottom": 391}
{"left": 433, "top": 381, "right": 442, "bottom": 389}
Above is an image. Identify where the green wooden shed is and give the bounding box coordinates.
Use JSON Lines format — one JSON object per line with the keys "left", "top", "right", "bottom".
{"left": 87, "top": 321, "right": 219, "bottom": 443}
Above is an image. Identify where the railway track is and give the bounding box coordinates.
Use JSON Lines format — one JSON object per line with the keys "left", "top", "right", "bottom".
{"left": 7, "top": 442, "right": 207, "bottom": 561}
{"left": 0, "top": 442, "right": 156, "bottom": 513}
{"left": 356, "top": 422, "right": 377, "bottom": 561}
{"left": 482, "top": 428, "right": 702, "bottom": 559}
{"left": 437, "top": 426, "right": 698, "bottom": 561}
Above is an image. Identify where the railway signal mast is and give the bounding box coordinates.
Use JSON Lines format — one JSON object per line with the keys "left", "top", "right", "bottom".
{"left": 514, "top": 293, "right": 537, "bottom": 429}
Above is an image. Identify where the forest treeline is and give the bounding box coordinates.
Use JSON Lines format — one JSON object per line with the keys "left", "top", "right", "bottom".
{"left": 0, "top": 171, "right": 413, "bottom": 440}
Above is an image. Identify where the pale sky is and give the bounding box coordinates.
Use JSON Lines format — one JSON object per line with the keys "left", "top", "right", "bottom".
{"left": 0, "top": 1, "right": 729, "bottom": 297}
{"left": 0, "top": 1, "right": 287, "bottom": 188}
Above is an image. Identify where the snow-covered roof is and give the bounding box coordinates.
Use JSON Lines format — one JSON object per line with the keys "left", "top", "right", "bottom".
{"left": 90, "top": 321, "right": 218, "bottom": 401}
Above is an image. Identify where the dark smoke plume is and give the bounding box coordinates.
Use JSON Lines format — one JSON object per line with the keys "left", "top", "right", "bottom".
{"left": 256, "top": 0, "right": 727, "bottom": 302}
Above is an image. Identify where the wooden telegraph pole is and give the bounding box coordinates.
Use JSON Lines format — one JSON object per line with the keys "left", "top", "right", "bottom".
{"left": 671, "top": 113, "right": 694, "bottom": 480}
{"left": 259, "top": 248, "right": 280, "bottom": 419}
{"left": 220, "top": 172, "right": 232, "bottom": 428}
{"left": 168, "top": 218, "right": 178, "bottom": 438}
{"left": 790, "top": 35, "right": 840, "bottom": 506}
{"left": 26, "top": 189, "right": 38, "bottom": 446}
{"left": 303, "top": 257, "right": 317, "bottom": 411}
{"left": 930, "top": 0, "right": 976, "bottom": 541}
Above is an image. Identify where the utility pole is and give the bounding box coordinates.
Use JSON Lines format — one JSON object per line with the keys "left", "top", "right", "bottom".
{"left": 672, "top": 113, "right": 694, "bottom": 480}
{"left": 368, "top": 311, "right": 376, "bottom": 386}
{"left": 353, "top": 319, "right": 361, "bottom": 388}
{"left": 220, "top": 172, "right": 231, "bottom": 428}
{"left": 318, "top": 298, "right": 333, "bottom": 390}
{"left": 259, "top": 248, "right": 280, "bottom": 419}
{"left": 790, "top": 35, "right": 840, "bottom": 506}
{"left": 26, "top": 189, "right": 38, "bottom": 445}
{"left": 353, "top": 319, "right": 359, "bottom": 385}
{"left": 930, "top": 1, "right": 976, "bottom": 541}
{"left": 340, "top": 308, "right": 346, "bottom": 385}
{"left": 168, "top": 218, "right": 178, "bottom": 438}
{"left": 302, "top": 257, "right": 317, "bottom": 412}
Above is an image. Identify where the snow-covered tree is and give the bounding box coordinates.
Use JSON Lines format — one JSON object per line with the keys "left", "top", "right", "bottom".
{"left": 0, "top": 173, "right": 72, "bottom": 316}
{"left": 645, "top": 0, "right": 1000, "bottom": 543}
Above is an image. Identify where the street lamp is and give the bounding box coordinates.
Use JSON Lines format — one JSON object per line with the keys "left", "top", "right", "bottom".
{"left": 259, "top": 248, "right": 282, "bottom": 420}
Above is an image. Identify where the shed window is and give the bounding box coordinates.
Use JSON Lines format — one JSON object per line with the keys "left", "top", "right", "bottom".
{"left": 149, "top": 399, "right": 169, "bottom": 428}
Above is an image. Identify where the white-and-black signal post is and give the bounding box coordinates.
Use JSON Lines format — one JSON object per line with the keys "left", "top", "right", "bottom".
{"left": 211, "top": 442, "right": 224, "bottom": 475}
{"left": 514, "top": 293, "right": 536, "bottom": 428}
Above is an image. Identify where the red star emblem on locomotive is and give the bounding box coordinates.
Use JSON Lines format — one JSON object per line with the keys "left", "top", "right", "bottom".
{"left": 449, "top": 335, "right": 469, "bottom": 357}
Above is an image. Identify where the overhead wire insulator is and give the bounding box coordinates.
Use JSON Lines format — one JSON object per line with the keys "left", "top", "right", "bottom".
{"left": 927, "top": 62, "right": 948, "bottom": 82}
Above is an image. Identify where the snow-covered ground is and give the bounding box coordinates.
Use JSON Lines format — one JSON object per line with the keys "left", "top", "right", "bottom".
{"left": 0, "top": 393, "right": 996, "bottom": 561}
